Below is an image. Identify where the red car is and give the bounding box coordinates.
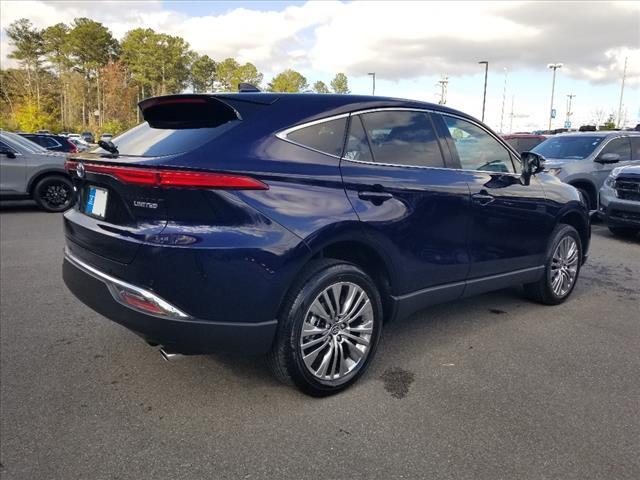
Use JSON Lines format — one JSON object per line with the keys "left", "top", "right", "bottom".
{"left": 502, "top": 134, "right": 548, "bottom": 154}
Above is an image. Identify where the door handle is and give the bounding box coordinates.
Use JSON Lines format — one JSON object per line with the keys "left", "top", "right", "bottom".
{"left": 472, "top": 192, "right": 495, "bottom": 206}
{"left": 358, "top": 191, "right": 393, "bottom": 204}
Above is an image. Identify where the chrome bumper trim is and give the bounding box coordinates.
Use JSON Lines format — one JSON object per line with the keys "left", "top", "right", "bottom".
{"left": 63, "top": 247, "right": 191, "bottom": 319}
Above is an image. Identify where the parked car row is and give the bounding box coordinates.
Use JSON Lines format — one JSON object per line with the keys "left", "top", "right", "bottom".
{"left": 20, "top": 130, "right": 114, "bottom": 145}
{"left": 531, "top": 131, "right": 640, "bottom": 211}
{"left": 19, "top": 133, "right": 78, "bottom": 153}
{"left": 0, "top": 130, "right": 75, "bottom": 212}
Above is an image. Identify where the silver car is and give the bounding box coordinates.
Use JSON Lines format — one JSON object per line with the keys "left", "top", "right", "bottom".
{"left": 532, "top": 131, "right": 640, "bottom": 210}
{"left": 0, "top": 131, "right": 75, "bottom": 212}
{"left": 599, "top": 165, "right": 640, "bottom": 237}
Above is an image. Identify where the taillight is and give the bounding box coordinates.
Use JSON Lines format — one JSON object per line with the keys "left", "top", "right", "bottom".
{"left": 68, "top": 141, "right": 78, "bottom": 153}
{"left": 64, "top": 161, "right": 268, "bottom": 190}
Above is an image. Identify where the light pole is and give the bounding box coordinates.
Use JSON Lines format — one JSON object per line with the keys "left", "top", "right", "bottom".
{"left": 478, "top": 61, "right": 488, "bottom": 122}
{"left": 547, "top": 63, "right": 563, "bottom": 130}
{"left": 566, "top": 94, "right": 576, "bottom": 129}
{"left": 617, "top": 56, "right": 628, "bottom": 128}
{"left": 368, "top": 72, "right": 376, "bottom": 95}
{"left": 437, "top": 76, "right": 449, "bottom": 105}
{"left": 499, "top": 67, "right": 508, "bottom": 133}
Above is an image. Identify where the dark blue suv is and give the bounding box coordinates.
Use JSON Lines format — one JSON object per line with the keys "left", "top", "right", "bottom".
{"left": 62, "top": 93, "right": 590, "bottom": 396}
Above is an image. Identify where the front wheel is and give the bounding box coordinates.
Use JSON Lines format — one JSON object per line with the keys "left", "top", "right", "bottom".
{"left": 524, "top": 224, "right": 582, "bottom": 305}
{"left": 33, "top": 175, "right": 75, "bottom": 212}
{"left": 268, "top": 260, "right": 383, "bottom": 396}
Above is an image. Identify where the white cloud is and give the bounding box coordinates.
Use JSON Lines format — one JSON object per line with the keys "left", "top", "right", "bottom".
{"left": 309, "top": 1, "right": 640, "bottom": 85}
{"left": 1, "top": 0, "right": 638, "bottom": 88}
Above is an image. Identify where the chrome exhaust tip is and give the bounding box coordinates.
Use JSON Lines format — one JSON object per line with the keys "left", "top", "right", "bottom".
{"left": 159, "top": 347, "right": 182, "bottom": 362}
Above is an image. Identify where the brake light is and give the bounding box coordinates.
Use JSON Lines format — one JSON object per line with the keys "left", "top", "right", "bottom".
{"left": 65, "top": 162, "right": 268, "bottom": 190}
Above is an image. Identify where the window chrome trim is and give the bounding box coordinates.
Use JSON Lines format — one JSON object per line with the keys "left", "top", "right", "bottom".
{"left": 343, "top": 157, "right": 462, "bottom": 173}
{"left": 275, "top": 112, "right": 351, "bottom": 159}
{"left": 274, "top": 105, "right": 523, "bottom": 174}
{"left": 342, "top": 107, "right": 523, "bottom": 176}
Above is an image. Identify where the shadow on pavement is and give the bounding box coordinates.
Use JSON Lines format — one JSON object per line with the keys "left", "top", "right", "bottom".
{"left": 0, "top": 200, "right": 41, "bottom": 213}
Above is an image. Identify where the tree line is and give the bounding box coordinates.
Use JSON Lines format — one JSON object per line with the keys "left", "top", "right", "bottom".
{"left": 0, "top": 18, "right": 351, "bottom": 135}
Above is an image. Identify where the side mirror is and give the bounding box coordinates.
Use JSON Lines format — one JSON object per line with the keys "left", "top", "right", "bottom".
{"left": 595, "top": 152, "right": 620, "bottom": 164}
{"left": 0, "top": 148, "right": 16, "bottom": 159}
{"left": 520, "top": 151, "right": 545, "bottom": 186}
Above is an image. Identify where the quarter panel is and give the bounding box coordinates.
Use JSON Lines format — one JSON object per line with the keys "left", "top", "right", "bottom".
{"left": 234, "top": 138, "right": 360, "bottom": 240}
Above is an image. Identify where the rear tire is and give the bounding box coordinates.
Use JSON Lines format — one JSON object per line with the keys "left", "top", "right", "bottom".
{"left": 268, "top": 259, "right": 383, "bottom": 396}
{"left": 33, "top": 175, "right": 74, "bottom": 212}
{"left": 608, "top": 226, "right": 639, "bottom": 238}
{"left": 524, "top": 224, "right": 582, "bottom": 305}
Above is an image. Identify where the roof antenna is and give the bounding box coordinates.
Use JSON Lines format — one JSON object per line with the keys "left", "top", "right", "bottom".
{"left": 238, "top": 83, "right": 262, "bottom": 93}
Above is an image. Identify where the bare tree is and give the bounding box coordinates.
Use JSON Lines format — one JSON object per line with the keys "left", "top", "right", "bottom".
{"left": 590, "top": 107, "right": 606, "bottom": 126}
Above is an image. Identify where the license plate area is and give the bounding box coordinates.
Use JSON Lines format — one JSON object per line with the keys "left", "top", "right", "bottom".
{"left": 85, "top": 186, "right": 109, "bottom": 218}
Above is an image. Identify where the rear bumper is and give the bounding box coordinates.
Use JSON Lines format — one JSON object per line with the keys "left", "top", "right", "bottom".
{"left": 62, "top": 249, "right": 277, "bottom": 355}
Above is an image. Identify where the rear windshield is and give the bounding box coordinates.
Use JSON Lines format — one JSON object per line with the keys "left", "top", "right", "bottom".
{"left": 532, "top": 136, "right": 605, "bottom": 159}
{"left": 92, "top": 120, "right": 239, "bottom": 157}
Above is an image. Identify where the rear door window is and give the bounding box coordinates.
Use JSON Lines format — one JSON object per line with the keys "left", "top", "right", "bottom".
{"left": 343, "top": 116, "right": 373, "bottom": 162}
{"left": 358, "top": 110, "right": 445, "bottom": 168}
{"left": 284, "top": 117, "right": 347, "bottom": 157}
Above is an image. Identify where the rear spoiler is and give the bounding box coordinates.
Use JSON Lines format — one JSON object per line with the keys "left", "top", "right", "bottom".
{"left": 138, "top": 95, "right": 240, "bottom": 129}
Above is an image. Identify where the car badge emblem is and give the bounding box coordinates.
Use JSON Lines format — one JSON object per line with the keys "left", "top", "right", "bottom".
{"left": 77, "top": 162, "right": 85, "bottom": 178}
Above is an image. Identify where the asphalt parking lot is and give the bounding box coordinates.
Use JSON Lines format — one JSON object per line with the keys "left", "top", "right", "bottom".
{"left": 1, "top": 203, "right": 639, "bottom": 480}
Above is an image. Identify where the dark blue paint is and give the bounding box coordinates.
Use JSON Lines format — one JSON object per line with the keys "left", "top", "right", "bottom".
{"left": 63, "top": 93, "right": 590, "bottom": 354}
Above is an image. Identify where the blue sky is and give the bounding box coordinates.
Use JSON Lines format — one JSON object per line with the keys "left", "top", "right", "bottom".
{"left": 163, "top": 1, "right": 306, "bottom": 16}
{"left": 1, "top": 1, "right": 638, "bottom": 132}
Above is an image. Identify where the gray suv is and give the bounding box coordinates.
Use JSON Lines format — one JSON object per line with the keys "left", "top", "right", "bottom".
{"left": 599, "top": 165, "right": 640, "bottom": 237}
{"left": 532, "top": 131, "right": 640, "bottom": 210}
{"left": 0, "top": 131, "right": 75, "bottom": 212}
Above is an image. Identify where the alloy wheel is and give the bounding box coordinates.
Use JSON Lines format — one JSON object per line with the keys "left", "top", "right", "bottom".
{"left": 550, "top": 236, "right": 579, "bottom": 297}
{"left": 41, "top": 182, "right": 71, "bottom": 209}
{"left": 299, "top": 282, "right": 374, "bottom": 381}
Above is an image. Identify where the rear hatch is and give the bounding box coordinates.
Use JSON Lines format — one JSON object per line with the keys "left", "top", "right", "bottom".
{"left": 64, "top": 94, "right": 270, "bottom": 264}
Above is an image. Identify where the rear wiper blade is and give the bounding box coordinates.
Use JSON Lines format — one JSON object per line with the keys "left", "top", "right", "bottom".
{"left": 98, "top": 140, "right": 119, "bottom": 155}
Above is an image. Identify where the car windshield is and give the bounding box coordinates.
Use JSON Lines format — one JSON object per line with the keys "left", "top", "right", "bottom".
{"left": 2, "top": 132, "right": 49, "bottom": 154}
{"left": 532, "top": 135, "right": 605, "bottom": 159}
